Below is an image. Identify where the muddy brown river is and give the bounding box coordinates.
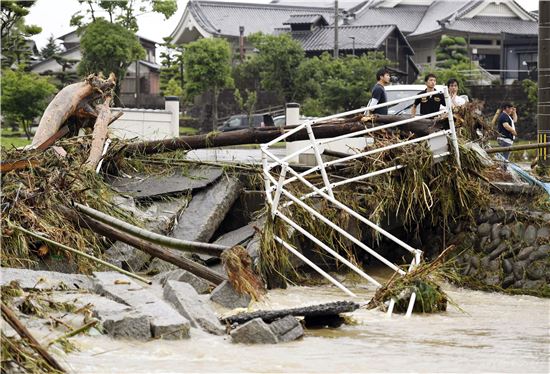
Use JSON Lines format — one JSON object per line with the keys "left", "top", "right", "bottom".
{"left": 61, "top": 282, "right": 549, "bottom": 373}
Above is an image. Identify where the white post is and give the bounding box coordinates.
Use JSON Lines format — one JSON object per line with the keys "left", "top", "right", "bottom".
{"left": 165, "top": 96, "right": 180, "bottom": 138}
{"left": 443, "top": 87, "right": 461, "bottom": 168}
{"left": 286, "top": 102, "right": 300, "bottom": 126}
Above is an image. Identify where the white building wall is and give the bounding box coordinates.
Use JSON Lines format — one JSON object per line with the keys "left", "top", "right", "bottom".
{"left": 109, "top": 99, "right": 179, "bottom": 141}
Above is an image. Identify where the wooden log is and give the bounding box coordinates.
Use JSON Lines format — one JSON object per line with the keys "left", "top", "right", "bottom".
{"left": 31, "top": 74, "right": 116, "bottom": 149}
{"left": 1, "top": 302, "right": 66, "bottom": 373}
{"left": 85, "top": 96, "right": 112, "bottom": 169}
{"left": 485, "top": 142, "right": 550, "bottom": 154}
{"left": 124, "top": 118, "right": 442, "bottom": 156}
{"left": 61, "top": 207, "right": 227, "bottom": 285}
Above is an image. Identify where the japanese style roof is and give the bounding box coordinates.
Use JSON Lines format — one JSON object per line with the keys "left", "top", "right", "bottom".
{"left": 292, "top": 24, "right": 413, "bottom": 54}
{"left": 352, "top": 5, "right": 429, "bottom": 34}
{"left": 352, "top": 0, "right": 538, "bottom": 38}
{"left": 283, "top": 14, "right": 328, "bottom": 26}
{"left": 185, "top": 0, "right": 336, "bottom": 37}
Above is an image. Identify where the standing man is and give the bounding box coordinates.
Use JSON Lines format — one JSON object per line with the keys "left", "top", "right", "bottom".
{"left": 411, "top": 73, "right": 445, "bottom": 116}
{"left": 446, "top": 78, "right": 467, "bottom": 108}
{"left": 369, "top": 68, "right": 391, "bottom": 115}
{"left": 496, "top": 102, "right": 518, "bottom": 162}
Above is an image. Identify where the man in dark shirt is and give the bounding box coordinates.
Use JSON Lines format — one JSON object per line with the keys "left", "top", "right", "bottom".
{"left": 411, "top": 73, "right": 445, "bottom": 116}
{"left": 496, "top": 102, "right": 518, "bottom": 161}
{"left": 369, "top": 68, "right": 390, "bottom": 115}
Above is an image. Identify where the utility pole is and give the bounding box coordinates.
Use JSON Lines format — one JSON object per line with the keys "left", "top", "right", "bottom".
{"left": 350, "top": 36, "right": 355, "bottom": 56}
{"left": 539, "top": 1, "right": 550, "bottom": 170}
{"left": 334, "top": 0, "right": 339, "bottom": 59}
{"left": 239, "top": 26, "right": 245, "bottom": 62}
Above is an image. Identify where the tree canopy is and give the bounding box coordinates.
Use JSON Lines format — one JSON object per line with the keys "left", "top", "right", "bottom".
{"left": 246, "top": 33, "right": 305, "bottom": 101}
{"left": 183, "top": 37, "right": 233, "bottom": 130}
{"left": 294, "top": 52, "right": 391, "bottom": 115}
{"left": 435, "top": 35, "right": 469, "bottom": 69}
{"left": 1, "top": 69, "right": 56, "bottom": 138}
{"left": 71, "top": 0, "right": 177, "bottom": 32}
{"left": 77, "top": 18, "right": 145, "bottom": 100}
{"left": 40, "top": 35, "right": 62, "bottom": 60}
{"left": 1, "top": 1, "right": 41, "bottom": 69}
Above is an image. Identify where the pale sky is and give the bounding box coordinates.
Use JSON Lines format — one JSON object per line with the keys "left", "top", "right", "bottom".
{"left": 27, "top": 0, "right": 541, "bottom": 51}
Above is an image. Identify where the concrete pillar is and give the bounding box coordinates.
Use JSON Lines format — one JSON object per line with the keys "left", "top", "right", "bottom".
{"left": 286, "top": 103, "right": 300, "bottom": 126}
{"left": 165, "top": 96, "right": 180, "bottom": 138}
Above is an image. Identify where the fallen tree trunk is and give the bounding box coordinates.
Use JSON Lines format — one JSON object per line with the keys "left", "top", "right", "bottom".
{"left": 485, "top": 142, "right": 550, "bottom": 154}
{"left": 31, "top": 74, "right": 116, "bottom": 149}
{"left": 73, "top": 203, "right": 228, "bottom": 257}
{"left": 61, "top": 207, "right": 226, "bottom": 285}
{"left": 84, "top": 96, "right": 112, "bottom": 169}
{"left": 124, "top": 116, "right": 442, "bottom": 156}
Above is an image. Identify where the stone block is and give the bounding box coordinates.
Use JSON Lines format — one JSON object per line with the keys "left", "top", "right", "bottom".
{"left": 517, "top": 246, "right": 535, "bottom": 261}
{"left": 230, "top": 318, "right": 278, "bottom": 344}
{"left": 93, "top": 272, "right": 190, "bottom": 339}
{"left": 163, "top": 280, "right": 224, "bottom": 335}
{"left": 269, "top": 316, "right": 303, "bottom": 343}
{"left": 153, "top": 269, "right": 211, "bottom": 294}
{"left": 210, "top": 280, "right": 251, "bottom": 309}
{"left": 0, "top": 268, "right": 92, "bottom": 291}
{"left": 477, "top": 223, "right": 491, "bottom": 237}
{"left": 536, "top": 227, "right": 550, "bottom": 241}
{"left": 524, "top": 225, "right": 537, "bottom": 245}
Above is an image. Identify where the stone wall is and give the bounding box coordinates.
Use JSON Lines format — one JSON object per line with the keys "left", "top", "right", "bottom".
{"left": 451, "top": 207, "right": 550, "bottom": 295}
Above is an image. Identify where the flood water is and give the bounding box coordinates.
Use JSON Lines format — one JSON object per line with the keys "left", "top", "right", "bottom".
{"left": 62, "top": 282, "right": 549, "bottom": 373}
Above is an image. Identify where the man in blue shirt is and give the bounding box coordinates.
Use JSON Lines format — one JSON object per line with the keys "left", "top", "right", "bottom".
{"left": 496, "top": 102, "right": 518, "bottom": 161}
{"left": 369, "top": 68, "right": 390, "bottom": 115}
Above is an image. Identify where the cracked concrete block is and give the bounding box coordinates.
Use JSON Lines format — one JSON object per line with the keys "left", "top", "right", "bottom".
{"left": 209, "top": 280, "right": 251, "bottom": 309}
{"left": 230, "top": 318, "right": 278, "bottom": 344}
{"left": 93, "top": 272, "right": 190, "bottom": 339}
{"left": 163, "top": 280, "right": 224, "bottom": 335}
{"left": 1, "top": 268, "right": 93, "bottom": 291}
{"left": 152, "top": 269, "right": 211, "bottom": 294}
{"left": 269, "top": 315, "right": 304, "bottom": 343}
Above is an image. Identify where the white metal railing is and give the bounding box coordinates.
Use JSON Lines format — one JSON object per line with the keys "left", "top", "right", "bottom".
{"left": 261, "top": 87, "right": 460, "bottom": 317}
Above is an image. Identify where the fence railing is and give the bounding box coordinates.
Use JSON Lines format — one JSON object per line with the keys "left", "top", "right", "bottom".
{"left": 261, "top": 87, "right": 460, "bottom": 317}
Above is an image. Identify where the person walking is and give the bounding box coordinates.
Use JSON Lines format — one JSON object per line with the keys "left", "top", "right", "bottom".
{"left": 496, "top": 102, "right": 518, "bottom": 162}
{"left": 369, "top": 68, "right": 391, "bottom": 115}
{"left": 446, "top": 78, "right": 467, "bottom": 108}
{"left": 411, "top": 73, "right": 445, "bottom": 116}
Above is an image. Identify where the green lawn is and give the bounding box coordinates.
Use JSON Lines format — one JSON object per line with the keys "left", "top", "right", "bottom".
{"left": 1, "top": 128, "right": 31, "bottom": 150}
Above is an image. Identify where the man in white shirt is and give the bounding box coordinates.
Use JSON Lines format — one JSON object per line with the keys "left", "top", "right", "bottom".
{"left": 446, "top": 78, "right": 467, "bottom": 108}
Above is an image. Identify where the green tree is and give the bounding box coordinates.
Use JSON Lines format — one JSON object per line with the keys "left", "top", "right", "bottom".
{"left": 159, "top": 37, "right": 184, "bottom": 95}
{"left": 1, "top": 69, "right": 56, "bottom": 139}
{"left": 435, "top": 35, "right": 469, "bottom": 69}
{"left": 71, "top": 0, "right": 177, "bottom": 32}
{"left": 164, "top": 77, "right": 183, "bottom": 97}
{"left": 294, "top": 52, "right": 390, "bottom": 115}
{"left": 40, "top": 35, "right": 62, "bottom": 60}
{"left": 183, "top": 38, "right": 234, "bottom": 131}
{"left": 1, "top": 1, "right": 41, "bottom": 69}
{"left": 77, "top": 19, "right": 145, "bottom": 104}
{"left": 247, "top": 33, "right": 305, "bottom": 101}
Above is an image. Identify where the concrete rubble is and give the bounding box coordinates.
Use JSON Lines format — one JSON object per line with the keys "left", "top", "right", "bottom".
{"left": 210, "top": 280, "right": 251, "bottom": 309}
{"left": 163, "top": 280, "right": 225, "bottom": 335}
{"left": 230, "top": 316, "right": 304, "bottom": 344}
{"left": 93, "top": 272, "right": 191, "bottom": 339}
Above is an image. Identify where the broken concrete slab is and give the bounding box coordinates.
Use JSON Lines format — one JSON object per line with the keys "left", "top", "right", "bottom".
{"left": 49, "top": 292, "right": 151, "bottom": 340}
{"left": 209, "top": 280, "right": 251, "bottom": 309}
{"left": 213, "top": 223, "right": 256, "bottom": 247}
{"left": 92, "top": 272, "right": 190, "bottom": 339}
{"left": 109, "top": 167, "right": 223, "bottom": 200}
{"left": 230, "top": 318, "right": 278, "bottom": 344}
{"left": 104, "top": 241, "right": 152, "bottom": 272}
{"left": 1, "top": 268, "right": 93, "bottom": 291}
{"left": 221, "top": 300, "right": 360, "bottom": 324}
{"left": 172, "top": 177, "right": 243, "bottom": 243}
{"left": 269, "top": 315, "right": 304, "bottom": 343}
{"left": 152, "top": 269, "right": 211, "bottom": 294}
{"left": 163, "top": 280, "right": 224, "bottom": 335}
{"left": 149, "top": 177, "right": 243, "bottom": 273}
